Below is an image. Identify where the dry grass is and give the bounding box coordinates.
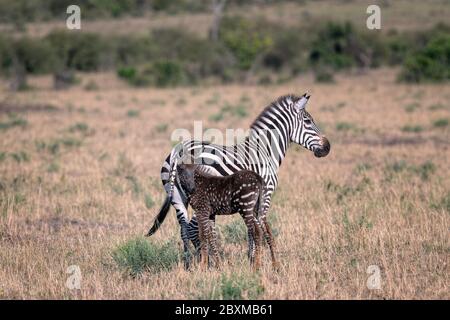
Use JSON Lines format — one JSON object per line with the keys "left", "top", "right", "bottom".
{"left": 0, "top": 68, "right": 449, "bottom": 299}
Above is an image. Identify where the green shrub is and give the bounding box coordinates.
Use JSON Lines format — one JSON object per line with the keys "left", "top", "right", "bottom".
{"left": 46, "top": 30, "right": 111, "bottom": 72}
{"left": 34, "top": 137, "right": 82, "bottom": 155}
{"left": 400, "top": 33, "right": 450, "bottom": 83}
{"left": 0, "top": 116, "right": 27, "bottom": 130}
{"left": 115, "top": 36, "right": 157, "bottom": 66}
{"left": 152, "top": 60, "right": 186, "bottom": 87}
{"left": 112, "top": 237, "right": 179, "bottom": 276}
{"left": 262, "top": 27, "right": 307, "bottom": 73}
{"left": 68, "top": 122, "right": 89, "bottom": 133}
{"left": 384, "top": 160, "right": 436, "bottom": 181}
{"left": 431, "top": 192, "right": 450, "bottom": 213}
{"left": 127, "top": 109, "right": 140, "bottom": 117}
{"left": 119, "top": 60, "right": 189, "bottom": 87}
{"left": 13, "top": 37, "right": 55, "bottom": 74}
{"left": 0, "top": 35, "right": 13, "bottom": 72}
{"left": 309, "top": 21, "right": 386, "bottom": 70}
{"left": 10, "top": 151, "right": 29, "bottom": 163}
{"left": 412, "top": 161, "right": 436, "bottom": 181}
{"left": 216, "top": 274, "right": 264, "bottom": 300}
{"left": 117, "top": 66, "right": 137, "bottom": 81}
{"left": 220, "top": 17, "right": 273, "bottom": 70}
{"left": 325, "top": 177, "right": 371, "bottom": 204}
{"left": 433, "top": 118, "right": 449, "bottom": 128}
{"left": 401, "top": 124, "right": 423, "bottom": 133}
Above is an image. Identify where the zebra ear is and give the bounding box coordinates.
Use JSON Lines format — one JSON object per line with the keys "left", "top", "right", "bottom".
{"left": 293, "top": 93, "right": 310, "bottom": 113}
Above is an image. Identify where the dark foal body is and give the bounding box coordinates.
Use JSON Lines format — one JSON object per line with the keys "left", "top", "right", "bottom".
{"left": 177, "top": 164, "right": 265, "bottom": 269}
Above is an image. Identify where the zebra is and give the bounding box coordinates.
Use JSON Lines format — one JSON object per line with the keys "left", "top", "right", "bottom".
{"left": 176, "top": 163, "right": 267, "bottom": 270}
{"left": 146, "top": 93, "right": 331, "bottom": 269}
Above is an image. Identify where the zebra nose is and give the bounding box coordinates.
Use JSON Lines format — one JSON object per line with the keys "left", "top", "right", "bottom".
{"left": 321, "top": 137, "right": 330, "bottom": 153}
{"left": 314, "top": 137, "right": 330, "bottom": 157}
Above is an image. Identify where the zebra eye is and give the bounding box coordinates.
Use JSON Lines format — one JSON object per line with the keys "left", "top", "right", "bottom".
{"left": 304, "top": 119, "right": 312, "bottom": 124}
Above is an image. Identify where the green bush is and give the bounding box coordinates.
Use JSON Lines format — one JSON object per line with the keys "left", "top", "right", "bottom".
{"left": 0, "top": 35, "right": 13, "bottom": 72}
{"left": 309, "top": 21, "right": 386, "bottom": 70}
{"left": 117, "top": 66, "right": 137, "bottom": 81}
{"left": 216, "top": 274, "right": 264, "bottom": 300}
{"left": 46, "top": 30, "right": 111, "bottom": 72}
{"left": 112, "top": 237, "right": 179, "bottom": 276}
{"left": 115, "top": 36, "right": 157, "bottom": 66}
{"left": 262, "top": 26, "right": 307, "bottom": 73}
{"left": 431, "top": 192, "right": 450, "bottom": 213}
{"left": 385, "top": 30, "right": 414, "bottom": 65}
{"left": 220, "top": 17, "right": 273, "bottom": 70}
{"left": 400, "top": 32, "right": 450, "bottom": 83}
{"left": 0, "top": 0, "right": 209, "bottom": 23}
{"left": 119, "top": 60, "right": 189, "bottom": 87}
{"left": 0, "top": 116, "right": 28, "bottom": 130}
{"left": 433, "top": 118, "right": 449, "bottom": 128}
{"left": 152, "top": 60, "right": 187, "bottom": 87}
{"left": 0, "top": 37, "right": 55, "bottom": 75}
{"left": 401, "top": 124, "right": 423, "bottom": 133}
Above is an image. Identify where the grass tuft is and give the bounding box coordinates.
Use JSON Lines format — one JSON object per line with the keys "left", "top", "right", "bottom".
{"left": 198, "top": 273, "right": 264, "bottom": 300}
{"left": 112, "top": 237, "right": 179, "bottom": 276}
{"left": 433, "top": 118, "right": 449, "bottom": 128}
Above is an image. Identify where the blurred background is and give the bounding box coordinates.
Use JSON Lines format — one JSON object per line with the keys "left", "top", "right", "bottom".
{"left": 0, "top": 0, "right": 449, "bottom": 90}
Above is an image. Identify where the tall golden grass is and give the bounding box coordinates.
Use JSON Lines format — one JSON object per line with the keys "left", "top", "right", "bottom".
{"left": 0, "top": 68, "right": 448, "bottom": 299}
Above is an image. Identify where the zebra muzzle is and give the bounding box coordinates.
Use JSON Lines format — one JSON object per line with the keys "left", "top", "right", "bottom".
{"left": 314, "top": 137, "right": 330, "bottom": 158}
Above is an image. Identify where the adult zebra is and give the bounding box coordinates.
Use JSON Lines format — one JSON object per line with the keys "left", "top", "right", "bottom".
{"left": 146, "top": 93, "right": 330, "bottom": 269}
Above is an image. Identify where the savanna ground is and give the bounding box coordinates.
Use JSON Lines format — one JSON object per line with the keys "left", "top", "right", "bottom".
{"left": 0, "top": 67, "right": 449, "bottom": 299}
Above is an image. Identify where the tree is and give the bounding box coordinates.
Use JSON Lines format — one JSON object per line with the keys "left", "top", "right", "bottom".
{"left": 209, "top": 0, "right": 227, "bottom": 42}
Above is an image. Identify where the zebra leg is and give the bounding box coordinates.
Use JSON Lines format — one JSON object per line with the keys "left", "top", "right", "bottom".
{"left": 206, "top": 217, "right": 221, "bottom": 269}
{"left": 171, "top": 189, "right": 192, "bottom": 270}
{"left": 188, "top": 215, "right": 201, "bottom": 258}
{"left": 261, "top": 216, "right": 280, "bottom": 271}
{"left": 197, "top": 211, "right": 210, "bottom": 271}
{"left": 189, "top": 214, "right": 218, "bottom": 267}
{"left": 242, "top": 210, "right": 258, "bottom": 269}
{"left": 160, "top": 155, "right": 193, "bottom": 270}
{"left": 253, "top": 217, "right": 264, "bottom": 271}
{"left": 240, "top": 211, "right": 255, "bottom": 262}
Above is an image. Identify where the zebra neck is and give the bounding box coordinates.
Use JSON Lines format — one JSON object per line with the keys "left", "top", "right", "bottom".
{"left": 245, "top": 96, "right": 298, "bottom": 171}
{"left": 245, "top": 126, "right": 290, "bottom": 171}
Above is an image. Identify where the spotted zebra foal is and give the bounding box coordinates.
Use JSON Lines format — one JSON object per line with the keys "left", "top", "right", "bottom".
{"left": 177, "top": 163, "right": 266, "bottom": 270}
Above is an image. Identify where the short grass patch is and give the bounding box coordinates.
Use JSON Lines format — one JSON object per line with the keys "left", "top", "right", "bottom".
{"left": 432, "top": 118, "right": 449, "bottom": 128}
{"left": 401, "top": 124, "right": 423, "bottom": 133}
{"left": 127, "top": 109, "right": 140, "bottom": 118}
{"left": 0, "top": 116, "right": 28, "bottom": 131}
{"left": 198, "top": 273, "right": 264, "bottom": 300}
{"left": 112, "top": 237, "right": 179, "bottom": 276}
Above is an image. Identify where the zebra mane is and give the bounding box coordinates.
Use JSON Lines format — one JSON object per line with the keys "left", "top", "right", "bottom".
{"left": 250, "top": 94, "right": 301, "bottom": 129}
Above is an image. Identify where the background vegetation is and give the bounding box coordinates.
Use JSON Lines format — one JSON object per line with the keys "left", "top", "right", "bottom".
{"left": 0, "top": 0, "right": 449, "bottom": 89}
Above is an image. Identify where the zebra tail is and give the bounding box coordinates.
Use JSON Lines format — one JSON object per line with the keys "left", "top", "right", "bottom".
{"left": 146, "top": 195, "right": 171, "bottom": 236}
{"left": 146, "top": 158, "right": 179, "bottom": 237}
